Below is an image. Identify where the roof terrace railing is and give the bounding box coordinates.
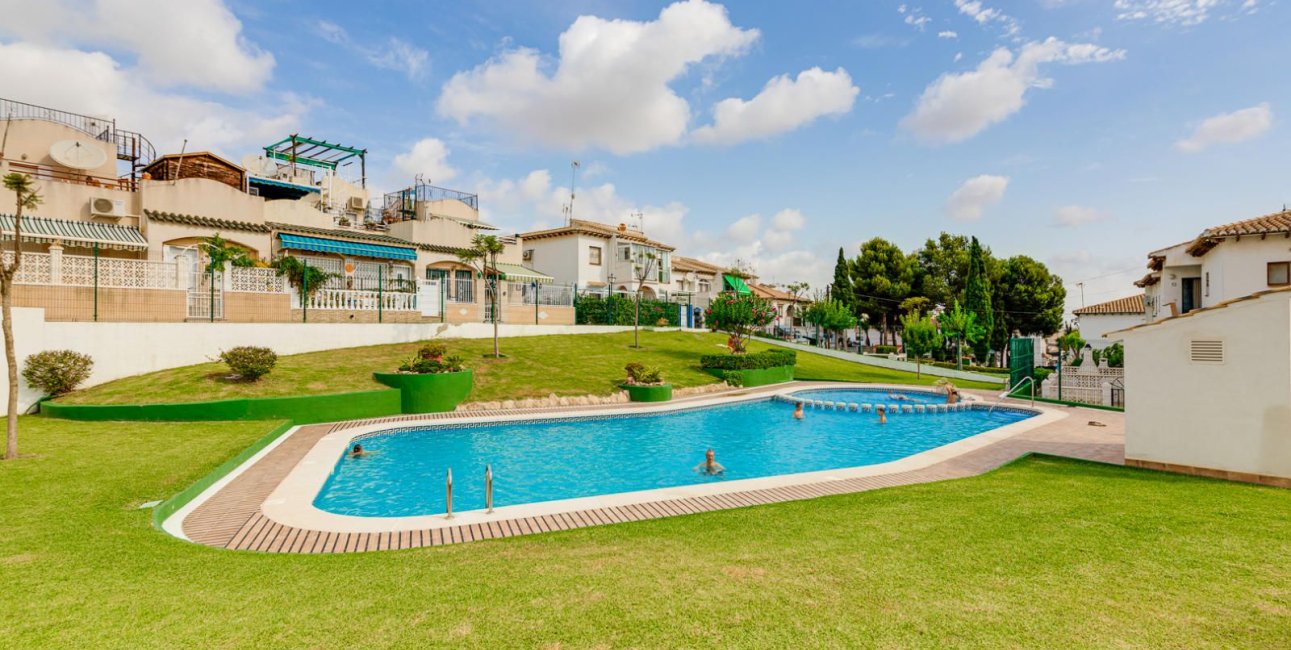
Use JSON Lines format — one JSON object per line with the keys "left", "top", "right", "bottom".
{"left": 383, "top": 183, "right": 479, "bottom": 215}
{"left": 0, "top": 97, "right": 155, "bottom": 168}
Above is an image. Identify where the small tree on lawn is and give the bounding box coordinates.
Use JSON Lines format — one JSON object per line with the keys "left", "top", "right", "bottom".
{"left": 900, "top": 312, "right": 941, "bottom": 378}
{"left": 938, "top": 300, "right": 984, "bottom": 371}
{"left": 804, "top": 299, "right": 857, "bottom": 350}
{"left": 2, "top": 173, "right": 40, "bottom": 460}
{"left": 705, "top": 292, "right": 775, "bottom": 354}
{"left": 630, "top": 251, "right": 658, "bottom": 349}
{"left": 458, "top": 234, "right": 506, "bottom": 358}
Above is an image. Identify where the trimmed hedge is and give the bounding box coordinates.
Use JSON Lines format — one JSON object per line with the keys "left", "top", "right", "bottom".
{"left": 700, "top": 349, "right": 796, "bottom": 371}
{"left": 574, "top": 294, "right": 680, "bottom": 326}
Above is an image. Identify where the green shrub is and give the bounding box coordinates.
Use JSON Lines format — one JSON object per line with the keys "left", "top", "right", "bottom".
{"left": 874, "top": 345, "right": 899, "bottom": 354}
{"left": 574, "top": 294, "right": 680, "bottom": 327}
{"left": 722, "top": 370, "right": 745, "bottom": 387}
{"left": 1033, "top": 367, "right": 1053, "bottom": 383}
{"left": 218, "top": 346, "right": 278, "bottom": 381}
{"left": 22, "top": 350, "right": 93, "bottom": 396}
{"left": 418, "top": 342, "right": 448, "bottom": 360}
{"left": 399, "top": 354, "right": 465, "bottom": 374}
{"left": 624, "top": 362, "right": 664, "bottom": 385}
{"left": 700, "top": 349, "right": 796, "bottom": 371}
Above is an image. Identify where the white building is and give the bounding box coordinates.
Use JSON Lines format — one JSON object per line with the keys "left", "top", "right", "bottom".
{"left": 1072, "top": 294, "right": 1145, "bottom": 348}
{"left": 670, "top": 256, "right": 724, "bottom": 307}
{"left": 1118, "top": 286, "right": 1291, "bottom": 486}
{"left": 520, "top": 219, "right": 674, "bottom": 297}
{"left": 1137, "top": 209, "right": 1291, "bottom": 320}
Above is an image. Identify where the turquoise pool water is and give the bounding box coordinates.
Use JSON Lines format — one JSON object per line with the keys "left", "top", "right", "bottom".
{"left": 314, "top": 389, "right": 1032, "bottom": 517}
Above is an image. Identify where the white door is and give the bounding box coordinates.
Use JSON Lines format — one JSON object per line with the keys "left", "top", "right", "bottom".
{"left": 418, "top": 279, "right": 441, "bottom": 317}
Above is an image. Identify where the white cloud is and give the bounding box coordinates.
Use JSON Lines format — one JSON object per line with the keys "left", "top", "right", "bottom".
{"left": 954, "top": 0, "right": 1021, "bottom": 36}
{"left": 938, "top": 30, "right": 959, "bottom": 39}
{"left": 1175, "top": 102, "right": 1273, "bottom": 152}
{"left": 0, "top": 41, "right": 307, "bottom": 155}
{"left": 0, "top": 0, "right": 274, "bottom": 94}
{"left": 437, "top": 0, "right": 759, "bottom": 154}
{"left": 392, "top": 138, "right": 457, "bottom": 183}
{"left": 692, "top": 67, "right": 859, "bottom": 145}
{"left": 1114, "top": 0, "right": 1259, "bottom": 27}
{"left": 946, "top": 175, "right": 1009, "bottom": 220}
{"left": 853, "top": 34, "right": 910, "bottom": 49}
{"left": 317, "top": 20, "right": 429, "bottom": 80}
{"left": 771, "top": 208, "right": 806, "bottom": 231}
{"left": 901, "top": 37, "right": 1125, "bottom": 143}
{"left": 726, "top": 214, "right": 762, "bottom": 243}
{"left": 1053, "top": 205, "right": 1109, "bottom": 227}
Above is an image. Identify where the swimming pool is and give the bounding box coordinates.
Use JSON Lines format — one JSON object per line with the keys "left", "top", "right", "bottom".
{"left": 314, "top": 388, "right": 1034, "bottom": 518}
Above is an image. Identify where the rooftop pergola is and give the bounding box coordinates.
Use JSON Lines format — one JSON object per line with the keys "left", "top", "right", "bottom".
{"left": 263, "top": 134, "right": 367, "bottom": 187}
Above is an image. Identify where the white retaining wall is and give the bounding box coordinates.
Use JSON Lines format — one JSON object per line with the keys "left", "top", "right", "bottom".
{"left": 4, "top": 307, "right": 648, "bottom": 414}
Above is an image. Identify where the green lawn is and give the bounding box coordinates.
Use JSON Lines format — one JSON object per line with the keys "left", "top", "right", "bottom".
{"left": 1, "top": 417, "right": 1288, "bottom": 648}
{"left": 57, "top": 330, "right": 998, "bottom": 405}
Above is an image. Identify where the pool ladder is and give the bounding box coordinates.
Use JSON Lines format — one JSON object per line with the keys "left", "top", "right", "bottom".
{"left": 989, "top": 376, "right": 1035, "bottom": 413}
{"left": 443, "top": 465, "right": 495, "bottom": 519}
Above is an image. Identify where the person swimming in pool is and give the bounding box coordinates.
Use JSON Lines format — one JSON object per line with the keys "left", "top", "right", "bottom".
{"left": 888, "top": 392, "right": 911, "bottom": 401}
{"left": 350, "top": 443, "right": 369, "bottom": 458}
{"left": 694, "top": 448, "right": 726, "bottom": 475}
{"left": 793, "top": 401, "right": 805, "bottom": 420}
{"left": 877, "top": 405, "right": 887, "bottom": 424}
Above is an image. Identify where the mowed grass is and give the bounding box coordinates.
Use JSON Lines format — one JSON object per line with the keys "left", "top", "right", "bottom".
{"left": 58, "top": 330, "right": 998, "bottom": 405}
{"left": 2, "top": 416, "right": 1289, "bottom": 648}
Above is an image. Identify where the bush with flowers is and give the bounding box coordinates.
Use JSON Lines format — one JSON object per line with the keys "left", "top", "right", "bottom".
{"left": 704, "top": 292, "right": 776, "bottom": 354}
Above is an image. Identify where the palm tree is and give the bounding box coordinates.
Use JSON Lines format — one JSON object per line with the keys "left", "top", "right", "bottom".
{"left": 458, "top": 234, "right": 506, "bottom": 357}
{"left": 2, "top": 173, "right": 41, "bottom": 460}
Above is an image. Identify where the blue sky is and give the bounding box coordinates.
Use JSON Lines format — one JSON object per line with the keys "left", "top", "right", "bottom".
{"left": 2, "top": 0, "right": 1287, "bottom": 312}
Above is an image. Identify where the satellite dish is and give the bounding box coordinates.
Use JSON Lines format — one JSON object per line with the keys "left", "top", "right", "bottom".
{"left": 49, "top": 140, "right": 108, "bottom": 171}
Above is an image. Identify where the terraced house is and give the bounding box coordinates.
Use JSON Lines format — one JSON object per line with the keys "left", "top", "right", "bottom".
{"left": 0, "top": 97, "right": 571, "bottom": 325}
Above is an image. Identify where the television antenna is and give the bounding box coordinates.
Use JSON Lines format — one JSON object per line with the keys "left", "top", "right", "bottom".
{"left": 566, "top": 160, "right": 579, "bottom": 225}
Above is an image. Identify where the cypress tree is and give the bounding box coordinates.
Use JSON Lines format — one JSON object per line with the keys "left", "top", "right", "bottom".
{"left": 830, "top": 247, "right": 853, "bottom": 309}
{"left": 963, "top": 237, "right": 994, "bottom": 362}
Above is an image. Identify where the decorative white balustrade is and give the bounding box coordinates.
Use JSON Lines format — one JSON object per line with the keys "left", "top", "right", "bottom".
{"left": 5, "top": 251, "right": 179, "bottom": 289}
{"left": 300, "top": 287, "right": 419, "bottom": 312}
{"left": 229, "top": 266, "right": 286, "bottom": 293}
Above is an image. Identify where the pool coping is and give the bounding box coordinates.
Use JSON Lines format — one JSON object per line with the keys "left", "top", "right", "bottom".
{"left": 176, "top": 382, "right": 1065, "bottom": 540}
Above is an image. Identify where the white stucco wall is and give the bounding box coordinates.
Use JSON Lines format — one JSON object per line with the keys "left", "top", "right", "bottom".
{"left": 1122, "top": 291, "right": 1291, "bottom": 478}
{"left": 1078, "top": 313, "right": 1145, "bottom": 346}
{"left": 1, "top": 307, "right": 649, "bottom": 414}
{"left": 1203, "top": 237, "right": 1291, "bottom": 307}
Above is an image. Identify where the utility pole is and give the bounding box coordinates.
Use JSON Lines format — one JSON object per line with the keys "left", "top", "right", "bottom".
{"left": 1076, "top": 282, "right": 1085, "bottom": 308}
{"left": 567, "top": 160, "right": 580, "bottom": 225}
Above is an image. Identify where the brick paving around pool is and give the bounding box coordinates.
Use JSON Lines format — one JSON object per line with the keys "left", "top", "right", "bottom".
{"left": 181, "top": 385, "right": 1125, "bottom": 553}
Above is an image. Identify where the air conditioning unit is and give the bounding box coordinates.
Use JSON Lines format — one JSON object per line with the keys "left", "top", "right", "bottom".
{"left": 522, "top": 249, "right": 533, "bottom": 261}
{"left": 89, "top": 197, "right": 129, "bottom": 219}
{"left": 347, "top": 196, "right": 366, "bottom": 212}
{"left": 247, "top": 186, "right": 260, "bottom": 197}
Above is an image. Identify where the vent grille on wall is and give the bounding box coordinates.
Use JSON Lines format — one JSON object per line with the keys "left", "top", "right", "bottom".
{"left": 1189, "top": 340, "right": 1224, "bottom": 363}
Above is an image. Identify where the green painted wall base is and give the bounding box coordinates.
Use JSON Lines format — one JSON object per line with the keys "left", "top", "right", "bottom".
{"left": 373, "top": 370, "right": 474, "bottom": 413}
{"left": 705, "top": 364, "right": 795, "bottom": 387}
{"left": 42, "top": 389, "right": 403, "bottom": 424}
{"left": 621, "top": 383, "right": 672, "bottom": 402}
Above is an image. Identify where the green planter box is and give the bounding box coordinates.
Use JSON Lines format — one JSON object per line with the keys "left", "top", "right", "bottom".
{"left": 621, "top": 383, "right": 673, "bottom": 402}
{"left": 705, "top": 364, "right": 795, "bottom": 387}
{"left": 373, "top": 369, "right": 474, "bottom": 413}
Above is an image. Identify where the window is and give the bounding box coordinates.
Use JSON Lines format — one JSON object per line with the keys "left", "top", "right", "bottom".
{"left": 1268, "top": 262, "right": 1290, "bottom": 286}
{"left": 619, "top": 245, "right": 631, "bottom": 261}
{"left": 698, "top": 279, "right": 711, "bottom": 293}
{"left": 589, "top": 246, "right": 602, "bottom": 265}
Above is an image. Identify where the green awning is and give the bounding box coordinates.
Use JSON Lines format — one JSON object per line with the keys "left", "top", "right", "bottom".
{"left": 278, "top": 233, "right": 416, "bottom": 261}
{"left": 495, "top": 262, "right": 554, "bottom": 284}
{"left": 723, "top": 274, "right": 751, "bottom": 295}
{"left": 0, "top": 214, "right": 147, "bottom": 250}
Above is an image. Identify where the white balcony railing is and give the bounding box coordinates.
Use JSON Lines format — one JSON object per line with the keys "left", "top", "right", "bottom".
{"left": 299, "top": 287, "right": 418, "bottom": 312}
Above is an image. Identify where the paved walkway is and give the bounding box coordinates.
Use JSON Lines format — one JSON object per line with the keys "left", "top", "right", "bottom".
{"left": 182, "top": 388, "right": 1123, "bottom": 553}
{"left": 755, "top": 337, "right": 1008, "bottom": 385}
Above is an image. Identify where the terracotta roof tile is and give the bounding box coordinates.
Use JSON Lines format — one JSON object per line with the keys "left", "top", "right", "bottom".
{"left": 1073, "top": 294, "right": 1144, "bottom": 315}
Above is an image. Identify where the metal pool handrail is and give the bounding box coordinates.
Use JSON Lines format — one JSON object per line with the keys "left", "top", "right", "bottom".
{"left": 991, "top": 376, "right": 1035, "bottom": 413}
{"left": 445, "top": 468, "right": 454, "bottom": 519}
{"left": 485, "top": 464, "right": 494, "bottom": 514}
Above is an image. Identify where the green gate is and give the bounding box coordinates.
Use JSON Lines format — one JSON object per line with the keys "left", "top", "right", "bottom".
{"left": 1008, "top": 337, "right": 1034, "bottom": 394}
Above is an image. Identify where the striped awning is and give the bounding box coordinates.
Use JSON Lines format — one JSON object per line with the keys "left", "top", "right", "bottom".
{"left": 0, "top": 215, "right": 148, "bottom": 250}
{"left": 495, "top": 262, "right": 554, "bottom": 284}
{"left": 248, "top": 176, "right": 320, "bottom": 194}
{"left": 278, "top": 233, "right": 416, "bottom": 261}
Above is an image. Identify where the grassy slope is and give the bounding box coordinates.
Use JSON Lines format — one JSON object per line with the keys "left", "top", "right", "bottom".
{"left": 2, "top": 417, "right": 1289, "bottom": 648}
{"left": 58, "top": 330, "right": 997, "bottom": 405}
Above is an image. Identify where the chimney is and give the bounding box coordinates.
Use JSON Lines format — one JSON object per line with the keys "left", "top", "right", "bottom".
{"left": 618, "top": 223, "right": 626, "bottom": 232}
